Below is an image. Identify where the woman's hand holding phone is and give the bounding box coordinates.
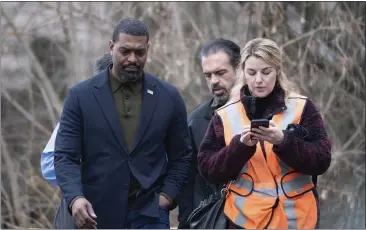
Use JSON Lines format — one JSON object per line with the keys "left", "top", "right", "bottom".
{"left": 240, "top": 126, "right": 259, "bottom": 146}
{"left": 251, "top": 120, "right": 284, "bottom": 145}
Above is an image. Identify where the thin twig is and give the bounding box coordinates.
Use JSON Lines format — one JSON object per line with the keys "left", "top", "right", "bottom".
{"left": 0, "top": 133, "right": 22, "bottom": 226}
{"left": 281, "top": 26, "right": 342, "bottom": 48}
{"left": 0, "top": 89, "right": 51, "bottom": 135}
{"left": 323, "top": 64, "right": 347, "bottom": 115}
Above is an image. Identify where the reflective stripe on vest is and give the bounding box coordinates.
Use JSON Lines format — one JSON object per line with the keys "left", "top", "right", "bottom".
{"left": 216, "top": 94, "right": 318, "bottom": 229}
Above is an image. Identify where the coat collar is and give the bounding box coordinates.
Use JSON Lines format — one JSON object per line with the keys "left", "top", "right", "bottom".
{"left": 240, "top": 84, "right": 287, "bottom": 120}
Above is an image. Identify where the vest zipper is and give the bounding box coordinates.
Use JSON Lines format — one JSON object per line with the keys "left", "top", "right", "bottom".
{"left": 259, "top": 141, "right": 267, "bottom": 161}
{"left": 259, "top": 143, "right": 281, "bottom": 229}
{"left": 263, "top": 196, "right": 280, "bottom": 229}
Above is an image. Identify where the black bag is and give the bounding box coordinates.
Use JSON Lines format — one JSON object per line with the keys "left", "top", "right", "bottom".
{"left": 186, "top": 181, "right": 233, "bottom": 229}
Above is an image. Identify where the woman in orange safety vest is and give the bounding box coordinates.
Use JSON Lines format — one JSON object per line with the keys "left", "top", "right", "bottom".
{"left": 198, "top": 38, "right": 332, "bottom": 229}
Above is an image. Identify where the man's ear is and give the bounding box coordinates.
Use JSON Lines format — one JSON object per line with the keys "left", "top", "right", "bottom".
{"left": 146, "top": 43, "right": 150, "bottom": 52}
{"left": 109, "top": 40, "right": 114, "bottom": 55}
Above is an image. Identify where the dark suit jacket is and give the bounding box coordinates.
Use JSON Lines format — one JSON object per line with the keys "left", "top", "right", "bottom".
{"left": 177, "top": 98, "right": 222, "bottom": 227}
{"left": 54, "top": 68, "right": 192, "bottom": 228}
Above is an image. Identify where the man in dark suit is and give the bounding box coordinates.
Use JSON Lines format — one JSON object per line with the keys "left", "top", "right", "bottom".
{"left": 177, "top": 39, "right": 241, "bottom": 228}
{"left": 54, "top": 18, "right": 192, "bottom": 229}
{"left": 41, "top": 52, "right": 113, "bottom": 229}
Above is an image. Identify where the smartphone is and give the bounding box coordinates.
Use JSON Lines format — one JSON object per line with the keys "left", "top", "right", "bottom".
{"left": 251, "top": 119, "right": 270, "bottom": 130}
{"left": 250, "top": 119, "right": 269, "bottom": 140}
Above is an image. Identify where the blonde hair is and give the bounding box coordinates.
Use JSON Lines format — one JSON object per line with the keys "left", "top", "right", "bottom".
{"left": 229, "top": 38, "right": 298, "bottom": 103}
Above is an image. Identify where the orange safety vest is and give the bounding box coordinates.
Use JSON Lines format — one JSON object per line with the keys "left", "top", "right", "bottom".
{"left": 216, "top": 94, "right": 318, "bottom": 229}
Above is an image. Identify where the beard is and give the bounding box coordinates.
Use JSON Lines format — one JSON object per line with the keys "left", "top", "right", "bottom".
{"left": 211, "top": 84, "right": 230, "bottom": 108}
{"left": 118, "top": 68, "right": 144, "bottom": 84}
{"left": 211, "top": 94, "right": 230, "bottom": 108}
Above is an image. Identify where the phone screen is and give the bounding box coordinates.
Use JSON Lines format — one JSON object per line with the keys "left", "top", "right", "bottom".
{"left": 251, "top": 119, "right": 269, "bottom": 130}
{"left": 250, "top": 120, "right": 269, "bottom": 140}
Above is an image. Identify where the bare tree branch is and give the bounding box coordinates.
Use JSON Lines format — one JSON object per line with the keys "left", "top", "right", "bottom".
{"left": 0, "top": 89, "right": 51, "bottom": 135}
{"left": 0, "top": 4, "right": 62, "bottom": 116}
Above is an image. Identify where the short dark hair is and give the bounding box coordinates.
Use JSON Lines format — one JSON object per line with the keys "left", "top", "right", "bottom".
{"left": 94, "top": 52, "right": 112, "bottom": 74}
{"left": 200, "top": 38, "right": 241, "bottom": 69}
{"left": 112, "top": 18, "right": 149, "bottom": 43}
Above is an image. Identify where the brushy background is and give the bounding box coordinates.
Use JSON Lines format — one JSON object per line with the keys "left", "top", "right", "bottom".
{"left": 0, "top": 2, "right": 365, "bottom": 228}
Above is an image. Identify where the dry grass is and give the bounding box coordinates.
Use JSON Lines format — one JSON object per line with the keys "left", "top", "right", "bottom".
{"left": 0, "top": 2, "right": 364, "bottom": 228}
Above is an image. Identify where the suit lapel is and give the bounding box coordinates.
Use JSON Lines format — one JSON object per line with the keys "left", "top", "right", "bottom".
{"left": 130, "top": 74, "right": 158, "bottom": 154}
{"left": 92, "top": 69, "right": 129, "bottom": 154}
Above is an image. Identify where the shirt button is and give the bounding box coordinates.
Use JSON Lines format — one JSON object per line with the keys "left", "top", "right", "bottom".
{"left": 126, "top": 108, "right": 131, "bottom": 112}
{"left": 125, "top": 96, "right": 129, "bottom": 100}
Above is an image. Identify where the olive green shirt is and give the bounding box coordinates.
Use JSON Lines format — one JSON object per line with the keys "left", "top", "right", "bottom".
{"left": 109, "top": 70, "right": 143, "bottom": 152}
{"left": 109, "top": 68, "right": 144, "bottom": 208}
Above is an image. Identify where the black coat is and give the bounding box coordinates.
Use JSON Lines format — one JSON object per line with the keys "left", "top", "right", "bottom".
{"left": 177, "top": 98, "right": 222, "bottom": 228}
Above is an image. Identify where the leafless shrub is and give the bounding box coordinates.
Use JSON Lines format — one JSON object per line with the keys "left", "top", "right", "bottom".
{"left": 0, "top": 2, "right": 364, "bottom": 228}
